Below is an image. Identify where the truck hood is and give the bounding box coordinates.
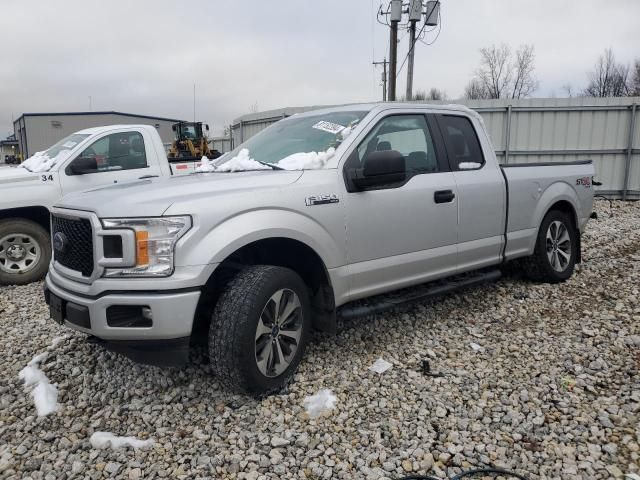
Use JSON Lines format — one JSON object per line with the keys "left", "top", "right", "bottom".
{"left": 0, "top": 166, "right": 40, "bottom": 186}
{"left": 55, "top": 170, "right": 304, "bottom": 217}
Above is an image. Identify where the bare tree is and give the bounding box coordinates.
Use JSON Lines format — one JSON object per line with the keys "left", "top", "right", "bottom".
{"left": 511, "top": 44, "right": 538, "bottom": 98}
{"left": 561, "top": 83, "right": 575, "bottom": 98}
{"left": 632, "top": 59, "right": 640, "bottom": 96}
{"left": 464, "top": 43, "right": 538, "bottom": 99}
{"left": 411, "top": 89, "right": 428, "bottom": 101}
{"left": 399, "top": 89, "right": 446, "bottom": 101}
{"left": 463, "top": 78, "right": 490, "bottom": 100}
{"left": 583, "top": 48, "right": 630, "bottom": 97}
{"left": 477, "top": 44, "right": 512, "bottom": 99}
{"left": 427, "top": 88, "right": 447, "bottom": 100}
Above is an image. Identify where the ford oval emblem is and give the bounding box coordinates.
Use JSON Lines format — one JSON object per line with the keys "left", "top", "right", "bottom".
{"left": 53, "top": 232, "right": 68, "bottom": 254}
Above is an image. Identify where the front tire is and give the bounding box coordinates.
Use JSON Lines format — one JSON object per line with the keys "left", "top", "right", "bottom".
{"left": 208, "top": 265, "right": 311, "bottom": 396}
{"left": 523, "top": 210, "right": 577, "bottom": 283}
{"left": 0, "top": 219, "right": 51, "bottom": 285}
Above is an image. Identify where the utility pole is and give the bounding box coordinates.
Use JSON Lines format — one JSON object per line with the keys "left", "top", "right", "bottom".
{"left": 388, "top": 0, "right": 402, "bottom": 101}
{"left": 405, "top": 20, "right": 417, "bottom": 100}
{"left": 88, "top": 96, "right": 92, "bottom": 111}
{"left": 193, "top": 84, "right": 196, "bottom": 123}
{"left": 406, "top": 0, "right": 423, "bottom": 101}
{"left": 373, "top": 58, "right": 388, "bottom": 101}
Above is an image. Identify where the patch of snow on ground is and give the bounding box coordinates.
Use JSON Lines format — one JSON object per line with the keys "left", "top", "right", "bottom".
{"left": 368, "top": 358, "right": 393, "bottom": 374}
{"left": 278, "top": 147, "right": 336, "bottom": 171}
{"left": 303, "top": 389, "right": 337, "bottom": 418}
{"left": 89, "top": 432, "right": 155, "bottom": 450}
{"left": 17, "top": 334, "right": 70, "bottom": 417}
{"left": 215, "top": 149, "right": 270, "bottom": 172}
{"left": 18, "top": 355, "right": 58, "bottom": 417}
{"left": 20, "top": 149, "right": 73, "bottom": 173}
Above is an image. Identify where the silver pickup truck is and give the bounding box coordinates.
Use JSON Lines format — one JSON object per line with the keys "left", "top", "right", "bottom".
{"left": 45, "top": 103, "right": 594, "bottom": 395}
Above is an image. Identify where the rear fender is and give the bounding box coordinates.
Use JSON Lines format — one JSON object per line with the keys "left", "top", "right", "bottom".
{"left": 526, "top": 181, "right": 579, "bottom": 254}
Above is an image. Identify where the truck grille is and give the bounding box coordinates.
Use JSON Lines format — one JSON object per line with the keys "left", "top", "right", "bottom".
{"left": 51, "top": 215, "right": 94, "bottom": 277}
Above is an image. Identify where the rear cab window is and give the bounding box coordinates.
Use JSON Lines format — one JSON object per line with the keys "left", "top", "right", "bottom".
{"left": 437, "top": 114, "right": 485, "bottom": 171}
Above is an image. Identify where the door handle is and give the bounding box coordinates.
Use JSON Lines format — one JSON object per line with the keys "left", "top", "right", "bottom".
{"left": 434, "top": 190, "right": 455, "bottom": 203}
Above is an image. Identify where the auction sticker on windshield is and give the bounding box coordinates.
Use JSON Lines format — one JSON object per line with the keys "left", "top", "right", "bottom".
{"left": 312, "top": 121, "right": 346, "bottom": 134}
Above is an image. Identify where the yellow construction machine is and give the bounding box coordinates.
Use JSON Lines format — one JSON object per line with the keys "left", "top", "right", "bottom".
{"left": 168, "top": 122, "right": 221, "bottom": 160}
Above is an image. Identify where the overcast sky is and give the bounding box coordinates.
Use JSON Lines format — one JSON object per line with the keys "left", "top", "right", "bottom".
{"left": 1, "top": 0, "right": 638, "bottom": 138}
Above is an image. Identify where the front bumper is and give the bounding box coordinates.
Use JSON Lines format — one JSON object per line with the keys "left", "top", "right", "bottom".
{"left": 44, "top": 274, "right": 202, "bottom": 365}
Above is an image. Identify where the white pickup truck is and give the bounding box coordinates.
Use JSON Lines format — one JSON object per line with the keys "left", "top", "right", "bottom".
{"left": 45, "top": 103, "right": 595, "bottom": 395}
{"left": 0, "top": 125, "right": 198, "bottom": 285}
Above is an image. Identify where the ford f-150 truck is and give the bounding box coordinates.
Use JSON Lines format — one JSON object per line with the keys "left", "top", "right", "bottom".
{"left": 44, "top": 103, "right": 595, "bottom": 395}
{"left": 0, "top": 125, "right": 199, "bottom": 285}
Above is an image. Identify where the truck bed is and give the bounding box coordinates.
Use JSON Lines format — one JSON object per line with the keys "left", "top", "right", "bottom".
{"left": 501, "top": 159, "right": 595, "bottom": 260}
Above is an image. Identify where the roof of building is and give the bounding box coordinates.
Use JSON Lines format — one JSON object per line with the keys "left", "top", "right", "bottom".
{"left": 14, "top": 111, "right": 183, "bottom": 124}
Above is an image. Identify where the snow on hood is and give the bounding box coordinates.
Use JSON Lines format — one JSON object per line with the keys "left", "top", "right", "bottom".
{"left": 196, "top": 148, "right": 270, "bottom": 173}
{"left": 20, "top": 149, "right": 73, "bottom": 172}
{"left": 196, "top": 147, "right": 337, "bottom": 173}
{"left": 277, "top": 147, "right": 336, "bottom": 170}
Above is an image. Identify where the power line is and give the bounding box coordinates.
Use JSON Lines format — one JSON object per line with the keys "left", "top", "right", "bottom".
{"left": 396, "top": 0, "right": 441, "bottom": 78}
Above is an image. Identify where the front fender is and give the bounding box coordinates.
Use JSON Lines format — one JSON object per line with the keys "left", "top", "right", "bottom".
{"left": 177, "top": 208, "right": 344, "bottom": 269}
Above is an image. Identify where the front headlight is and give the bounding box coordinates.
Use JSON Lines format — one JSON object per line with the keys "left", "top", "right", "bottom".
{"left": 101, "top": 216, "right": 191, "bottom": 277}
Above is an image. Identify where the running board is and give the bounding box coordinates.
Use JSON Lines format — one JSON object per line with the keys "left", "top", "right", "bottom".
{"left": 337, "top": 269, "right": 502, "bottom": 320}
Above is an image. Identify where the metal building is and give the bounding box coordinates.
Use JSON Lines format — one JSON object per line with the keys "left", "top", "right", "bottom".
{"left": 0, "top": 134, "right": 19, "bottom": 163}
{"left": 230, "top": 97, "right": 640, "bottom": 199}
{"left": 13, "top": 111, "right": 183, "bottom": 159}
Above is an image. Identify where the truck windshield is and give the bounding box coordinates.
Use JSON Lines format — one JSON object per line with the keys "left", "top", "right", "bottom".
{"left": 20, "top": 133, "right": 90, "bottom": 172}
{"left": 44, "top": 133, "right": 90, "bottom": 159}
{"left": 213, "top": 111, "right": 368, "bottom": 172}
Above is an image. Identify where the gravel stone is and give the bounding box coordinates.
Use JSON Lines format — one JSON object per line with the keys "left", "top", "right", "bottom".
{"left": 0, "top": 199, "right": 638, "bottom": 479}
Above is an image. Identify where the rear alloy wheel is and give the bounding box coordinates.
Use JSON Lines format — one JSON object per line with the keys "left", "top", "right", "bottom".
{"left": 0, "top": 219, "right": 51, "bottom": 285}
{"left": 523, "top": 210, "right": 577, "bottom": 283}
{"left": 545, "top": 220, "right": 572, "bottom": 273}
{"left": 208, "top": 265, "right": 311, "bottom": 395}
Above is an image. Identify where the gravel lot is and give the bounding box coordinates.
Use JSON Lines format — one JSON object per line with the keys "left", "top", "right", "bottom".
{"left": 1, "top": 199, "right": 639, "bottom": 480}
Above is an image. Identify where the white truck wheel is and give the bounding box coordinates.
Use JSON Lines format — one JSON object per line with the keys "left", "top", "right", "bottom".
{"left": 0, "top": 219, "right": 51, "bottom": 285}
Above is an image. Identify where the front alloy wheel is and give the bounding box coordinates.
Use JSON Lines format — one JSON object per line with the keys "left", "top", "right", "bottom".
{"left": 254, "top": 288, "right": 304, "bottom": 378}
{"left": 209, "top": 265, "right": 311, "bottom": 396}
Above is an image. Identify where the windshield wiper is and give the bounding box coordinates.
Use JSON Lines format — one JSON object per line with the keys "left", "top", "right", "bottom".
{"left": 254, "top": 160, "right": 284, "bottom": 170}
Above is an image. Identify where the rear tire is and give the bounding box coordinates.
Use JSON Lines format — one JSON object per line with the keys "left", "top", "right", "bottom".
{"left": 0, "top": 219, "right": 51, "bottom": 285}
{"left": 208, "top": 265, "right": 311, "bottom": 396}
{"left": 523, "top": 210, "right": 577, "bottom": 283}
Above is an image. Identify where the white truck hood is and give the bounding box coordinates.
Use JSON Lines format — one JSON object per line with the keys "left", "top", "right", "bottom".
{"left": 0, "top": 166, "right": 40, "bottom": 186}
{"left": 55, "top": 170, "right": 304, "bottom": 217}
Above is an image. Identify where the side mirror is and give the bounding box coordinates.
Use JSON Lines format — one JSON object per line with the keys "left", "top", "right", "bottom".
{"left": 172, "top": 125, "right": 177, "bottom": 132}
{"left": 69, "top": 156, "right": 98, "bottom": 175}
{"left": 205, "top": 124, "right": 210, "bottom": 131}
{"left": 349, "top": 150, "right": 405, "bottom": 190}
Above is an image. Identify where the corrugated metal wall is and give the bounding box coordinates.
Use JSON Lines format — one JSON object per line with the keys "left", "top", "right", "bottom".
{"left": 231, "top": 97, "right": 640, "bottom": 199}
{"left": 210, "top": 136, "right": 233, "bottom": 153}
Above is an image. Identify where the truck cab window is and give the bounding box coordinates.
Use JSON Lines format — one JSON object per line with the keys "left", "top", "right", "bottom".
{"left": 439, "top": 115, "right": 485, "bottom": 170}
{"left": 354, "top": 115, "right": 438, "bottom": 175}
{"left": 67, "top": 132, "right": 148, "bottom": 174}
